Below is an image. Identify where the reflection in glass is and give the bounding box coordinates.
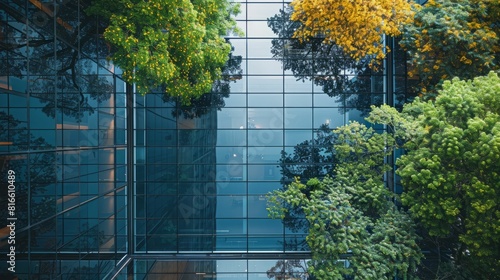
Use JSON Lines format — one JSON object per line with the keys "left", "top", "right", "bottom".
{"left": 268, "top": 5, "right": 382, "bottom": 115}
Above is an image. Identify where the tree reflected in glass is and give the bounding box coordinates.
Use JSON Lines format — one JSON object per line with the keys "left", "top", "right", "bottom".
{"left": 0, "top": 112, "right": 56, "bottom": 253}
{"left": 268, "top": 6, "right": 382, "bottom": 115}
{"left": 1, "top": 0, "right": 112, "bottom": 122}
{"left": 278, "top": 124, "right": 335, "bottom": 248}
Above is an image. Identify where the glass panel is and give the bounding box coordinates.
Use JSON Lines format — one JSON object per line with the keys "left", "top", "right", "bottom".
{"left": 314, "top": 93, "right": 345, "bottom": 107}
{"left": 228, "top": 38, "right": 247, "bottom": 58}
{"left": 285, "top": 76, "right": 313, "bottom": 93}
{"left": 313, "top": 108, "right": 346, "bottom": 129}
{"left": 285, "top": 130, "right": 312, "bottom": 146}
{"left": 218, "top": 108, "right": 247, "bottom": 129}
{"left": 248, "top": 219, "right": 283, "bottom": 234}
{"left": 248, "top": 93, "right": 283, "bottom": 107}
{"left": 248, "top": 108, "right": 283, "bottom": 129}
{"left": 216, "top": 130, "right": 246, "bottom": 146}
{"left": 285, "top": 93, "right": 312, "bottom": 107}
{"left": 247, "top": 21, "right": 276, "bottom": 37}
{"left": 284, "top": 108, "right": 312, "bottom": 129}
{"left": 248, "top": 260, "right": 281, "bottom": 272}
{"left": 247, "top": 146, "right": 281, "bottom": 163}
{"left": 216, "top": 196, "right": 247, "bottom": 218}
{"left": 30, "top": 108, "right": 55, "bottom": 129}
{"left": 248, "top": 130, "right": 283, "bottom": 146}
{"left": 215, "top": 236, "right": 247, "bottom": 251}
{"left": 248, "top": 181, "right": 281, "bottom": 195}
{"left": 247, "top": 76, "right": 283, "bottom": 92}
{"left": 229, "top": 77, "right": 248, "bottom": 93}
{"left": 247, "top": 60, "right": 283, "bottom": 75}
{"left": 248, "top": 237, "right": 283, "bottom": 251}
{"left": 217, "top": 164, "right": 244, "bottom": 182}
{"left": 224, "top": 93, "right": 247, "bottom": 107}
{"left": 247, "top": 39, "right": 274, "bottom": 58}
{"left": 247, "top": 3, "right": 283, "bottom": 20}
{"left": 248, "top": 197, "right": 271, "bottom": 218}
{"left": 217, "top": 182, "right": 246, "bottom": 195}
{"left": 217, "top": 219, "right": 247, "bottom": 235}
{"left": 248, "top": 165, "right": 281, "bottom": 181}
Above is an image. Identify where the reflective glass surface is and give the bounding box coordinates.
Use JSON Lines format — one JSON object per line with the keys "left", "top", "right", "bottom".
{"left": 1, "top": 0, "right": 127, "bottom": 278}
{"left": 0, "top": 0, "right": 410, "bottom": 278}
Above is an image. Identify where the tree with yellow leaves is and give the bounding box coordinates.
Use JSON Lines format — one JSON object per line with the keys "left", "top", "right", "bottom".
{"left": 290, "top": 0, "right": 416, "bottom": 68}
{"left": 400, "top": 0, "right": 500, "bottom": 95}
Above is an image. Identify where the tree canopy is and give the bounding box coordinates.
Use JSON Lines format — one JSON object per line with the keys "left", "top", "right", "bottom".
{"left": 162, "top": 43, "right": 243, "bottom": 119}
{"left": 400, "top": 0, "right": 500, "bottom": 95}
{"left": 270, "top": 72, "right": 500, "bottom": 278}
{"left": 396, "top": 72, "right": 500, "bottom": 278}
{"left": 87, "top": 0, "right": 241, "bottom": 104}
{"left": 289, "top": 0, "right": 415, "bottom": 68}
{"left": 268, "top": 119, "right": 422, "bottom": 279}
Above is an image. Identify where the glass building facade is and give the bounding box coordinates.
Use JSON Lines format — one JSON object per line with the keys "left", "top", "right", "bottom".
{"left": 1, "top": 0, "right": 414, "bottom": 279}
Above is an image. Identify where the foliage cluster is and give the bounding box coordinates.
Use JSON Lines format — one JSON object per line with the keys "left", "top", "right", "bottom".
{"left": 269, "top": 117, "right": 422, "bottom": 279}
{"left": 289, "top": 0, "right": 415, "bottom": 68}
{"left": 397, "top": 72, "right": 500, "bottom": 278}
{"left": 400, "top": 0, "right": 500, "bottom": 95}
{"left": 270, "top": 73, "right": 500, "bottom": 279}
{"left": 87, "top": 0, "right": 241, "bottom": 104}
{"left": 286, "top": 0, "right": 500, "bottom": 96}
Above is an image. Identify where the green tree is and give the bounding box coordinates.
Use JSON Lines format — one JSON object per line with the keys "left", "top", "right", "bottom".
{"left": 400, "top": 0, "right": 500, "bottom": 95}
{"left": 268, "top": 120, "right": 422, "bottom": 279}
{"left": 397, "top": 72, "right": 500, "bottom": 278}
{"left": 276, "top": 124, "right": 336, "bottom": 240}
{"left": 87, "top": 0, "right": 241, "bottom": 103}
{"left": 163, "top": 43, "right": 243, "bottom": 119}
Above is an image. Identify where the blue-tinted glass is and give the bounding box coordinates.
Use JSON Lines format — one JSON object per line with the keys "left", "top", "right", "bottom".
{"left": 218, "top": 108, "right": 246, "bottom": 129}
{"left": 285, "top": 130, "right": 312, "bottom": 146}
{"left": 0, "top": 0, "right": 408, "bottom": 276}
{"left": 248, "top": 93, "right": 283, "bottom": 107}
{"left": 313, "top": 108, "right": 346, "bottom": 128}
{"left": 217, "top": 219, "right": 247, "bottom": 235}
{"left": 217, "top": 129, "right": 246, "bottom": 146}
{"left": 247, "top": 76, "right": 283, "bottom": 92}
{"left": 248, "top": 237, "right": 283, "bottom": 251}
{"left": 217, "top": 182, "right": 246, "bottom": 195}
{"left": 247, "top": 3, "right": 283, "bottom": 20}
{"left": 248, "top": 60, "right": 283, "bottom": 75}
{"left": 285, "top": 76, "right": 313, "bottom": 92}
{"left": 248, "top": 181, "right": 281, "bottom": 195}
{"left": 247, "top": 21, "right": 276, "bottom": 37}
{"left": 247, "top": 146, "right": 281, "bottom": 163}
{"left": 217, "top": 146, "right": 245, "bottom": 164}
{"left": 284, "top": 108, "right": 312, "bottom": 129}
{"left": 224, "top": 93, "right": 247, "bottom": 107}
{"left": 248, "top": 165, "right": 281, "bottom": 181}
{"left": 247, "top": 39, "right": 274, "bottom": 58}
{"left": 285, "top": 94, "right": 312, "bottom": 107}
{"left": 248, "top": 197, "right": 271, "bottom": 218}
{"left": 248, "top": 130, "right": 283, "bottom": 146}
{"left": 230, "top": 76, "right": 248, "bottom": 93}
{"left": 216, "top": 196, "right": 246, "bottom": 218}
